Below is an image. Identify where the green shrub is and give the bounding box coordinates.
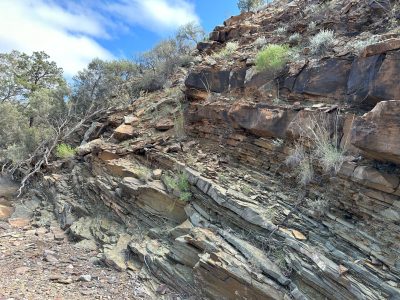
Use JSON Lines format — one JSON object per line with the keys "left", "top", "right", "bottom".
{"left": 255, "top": 44, "right": 289, "bottom": 72}
{"left": 55, "top": 143, "right": 76, "bottom": 159}
{"left": 163, "top": 170, "right": 192, "bottom": 202}
{"left": 309, "top": 30, "right": 335, "bottom": 55}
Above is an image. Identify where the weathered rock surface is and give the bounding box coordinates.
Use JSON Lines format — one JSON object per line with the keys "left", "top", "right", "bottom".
{"left": 361, "top": 38, "right": 400, "bottom": 57}
{"left": 351, "top": 100, "right": 400, "bottom": 164}
{"left": 228, "top": 103, "right": 297, "bottom": 138}
{"left": 155, "top": 118, "right": 174, "bottom": 131}
{"left": 113, "top": 124, "right": 136, "bottom": 141}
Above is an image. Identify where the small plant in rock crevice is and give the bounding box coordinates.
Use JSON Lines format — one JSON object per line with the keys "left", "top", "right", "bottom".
{"left": 308, "top": 21, "right": 317, "bottom": 32}
{"left": 162, "top": 170, "right": 192, "bottom": 202}
{"left": 55, "top": 143, "right": 76, "bottom": 159}
{"left": 285, "top": 112, "right": 346, "bottom": 186}
{"left": 348, "top": 36, "right": 380, "bottom": 55}
{"left": 218, "top": 173, "right": 229, "bottom": 185}
{"left": 254, "top": 36, "right": 267, "bottom": 49}
{"left": 274, "top": 26, "right": 287, "bottom": 35}
{"left": 212, "top": 41, "right": 239, "bottom": 59}
{"left": 288, "top": 33, "right": 301, "bottom": 45}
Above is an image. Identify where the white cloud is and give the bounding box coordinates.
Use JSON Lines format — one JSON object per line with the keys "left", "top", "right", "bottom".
{"left": 106, "top": 0, "right": 199, "bottom": 32}
{"left": 0, "top": 0, "right": 200, "bottom": 77}
{"left": 0, "top": 0, "right": 114, "bottom": 77}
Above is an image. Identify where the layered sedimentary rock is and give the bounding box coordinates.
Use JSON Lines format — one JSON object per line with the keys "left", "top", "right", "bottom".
{"left": 36, "top": 0, "right": 400, "bottom": 299}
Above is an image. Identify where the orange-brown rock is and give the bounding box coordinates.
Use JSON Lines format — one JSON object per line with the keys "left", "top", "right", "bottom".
{"left": 352, "top": 166, "right": 399, "bottom": 194}
{"left": 113, "top": 124, "right": 136, "bottom": 141}
{"left": 361, "top": 38, "right": 400, "bottom": 57}
{"left": 351, "top": 100, "right": 400, "bottom": 164}
{"left": 0, "top": 204, "right": 13, "bottom": 220}
{"left": 228, "top": 103, "right": 297, "bottom": 138}
{"left": 155, "top": 118, "right": 174, "bottom": 131}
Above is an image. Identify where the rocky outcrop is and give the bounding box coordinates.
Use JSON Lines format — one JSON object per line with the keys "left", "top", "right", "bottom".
{"left": 289, "top": 58, "right": 353, "bottom": 101}
{"left": 351, "top": 100, "right": 400, "bottom": 164}
{"left": 228, "top": 103, "right": 297, "bottom": 138}
{"left": 361, "top": 38, "right": 400, "bottom": 57}
{"left": 113, "top": 124, "right": 136, "bottom": 141}
{"left": 30, "top": 1, "right": 400, "bottom": 299}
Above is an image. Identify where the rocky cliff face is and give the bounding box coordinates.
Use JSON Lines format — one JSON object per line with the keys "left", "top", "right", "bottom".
{"left": 31, "top": 0, "right": 400, "bottom": 299}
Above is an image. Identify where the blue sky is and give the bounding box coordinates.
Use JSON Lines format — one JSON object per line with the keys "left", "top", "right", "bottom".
{"left": 101, "top": 0, "right": 239, "bottom": 55}
{"left": 0, "top": 0, "right": 239, "bottom": 77}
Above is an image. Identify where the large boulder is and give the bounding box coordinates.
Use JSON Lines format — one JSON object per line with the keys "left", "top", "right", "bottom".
{"left": 361, "top": 38, "right": 400, "bottom": 57}
{"left": 228, "top": 103, "right": 297, "bottom": 138}
{"left": 292, "top": 58, "right": 353, "bottom": 100}
{"left": 113, "top": 124, "right": 136, "bottom": 141}
{"left": 368, "top": 51, "right": 400, "bottom": 102}
{"left": 185, "top": 69, "right": 231, "bottom": 93}
{"left": 351, "top": 100, "right": 400, "bottom": 164}
{"left": 347, "top": 50, "right": 400, "bottom": 107}
{"left": 185, "top": 68, "right": 247, "bottom": 95}
{"left": 346, "top": 54, "right": 384, "bottom": 107}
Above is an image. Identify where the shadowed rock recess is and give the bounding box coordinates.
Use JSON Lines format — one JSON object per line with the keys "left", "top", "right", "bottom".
{"left": 12, "top": 0, "right": 400, "bottom": 299}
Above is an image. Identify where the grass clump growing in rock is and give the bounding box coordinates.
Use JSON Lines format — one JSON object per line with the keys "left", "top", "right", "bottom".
{"left": 163, "top": 170, "right": 192, "bottom": 202}
{"left": 212, "top": 41, "right": 239, "bottom": 59}
{"left": 308, "top": 21, "right": 317, "bottom": 32}
{"left": 288, "top": 33, "right": 301, "bottom": 45}
{"left": 274, "top": 26, "right": 287, "bottom": 35}
{"left": 55, "top": 143, "right": 76, "bottom": 159}
{"left": 255, "top": 44, "right": 289, "bottom": 72}
{"left": 254, "top": 36, "right": 267, "bottom": 49}
{"left": 349, "top": 36, "right": 380, "bottom": 55}
{"left": 286, "top": 112, "right": 345, "bottom": 186}
{"left": 309, "top": 29, "right": 335, "bottom": 55}
{"left": 173, "top": 100, "right": 186, "bottom": 141}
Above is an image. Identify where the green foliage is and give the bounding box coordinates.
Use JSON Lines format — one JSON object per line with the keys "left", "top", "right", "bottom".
{"left": 71, "top": 58, "right": 139, "bottom": 115}
{"left": 309, "top": 30, "right": 335, "bottom": 55}
{"left": 237, "top": 0, "right": 265, "bottom": 12}
{"left": 0, "top": 90, "right": 61, "bottom": 165}
{"left": 0, "top": 20, "right": 202, "bottom": 172}
{"left": 55, "top": 143, "right": 76, "bottom": 159}
{"left": 0, "top": 50, "right": 66, "bottom": 103}
{"left": 163, "top": 171, "right": 192, "bottom": 202}
{"left": 255, "top": 44, "right": 289, "bottom": 72}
